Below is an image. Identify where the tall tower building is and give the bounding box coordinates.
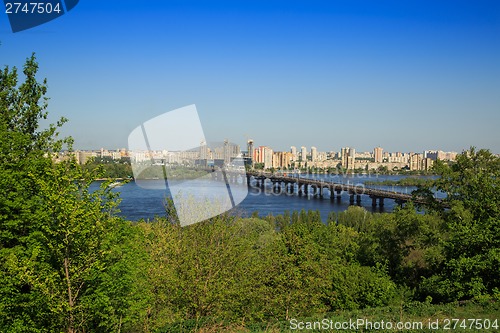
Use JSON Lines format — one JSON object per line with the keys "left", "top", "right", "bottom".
{"left": 311, "top": 146, "right": 318, "bottom": 162}
{"left": 348, "top": 148, "right": 356, "bottom": 170}
{"left": 247, "top": 139, "right": 254, "bottom": 163}
{"left": 410, "top": 153, "right": 422, "bottom": 171}
{"left": 290, "top": 146, "right": 297, "bottom": 161}
{"left": 341, "top": 147, "right": 348, "bottom": 168}
{"left": 374, "top": 146, "right": 383, "bottom": 163}
{"left": 262, "top": 146, "right": 274, "bottom": 169}
{"left": 200, "top": 140, "right": 208, "bottom": 166}
{"left": 256, "top": 146, "right": 273, "bottom": 169}
{"left": 301, "top": 146, "right": 307, "bottom": 162}
{"left": 223, "top": 139, "right": 231, "bottom": 165}
{"left": 341, "top": 147, "right": 356, "bottom": 170}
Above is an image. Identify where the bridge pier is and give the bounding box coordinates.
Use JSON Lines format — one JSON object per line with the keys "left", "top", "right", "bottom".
{"left": 319, "top": 187, "right": 324, "bottom": 199}
{"left": 356, "top": 194, "right": 361, "bottom": 204}
{"left": 395, "top": 199, "right": 405, "bottom": 207}
{"left": 370, "top": 196, "right": 385, "bottom": 207}
{"left": 312, "top": 185, "right": 317, "bottom": 198}
{"left": 349, "top": 193, "right": 355, "bottom": 205}
{"left": 298, "top": 183, "right": 303, "bottom": 196}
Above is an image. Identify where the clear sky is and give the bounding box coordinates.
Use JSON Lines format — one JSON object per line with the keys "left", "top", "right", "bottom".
{"left": 1, "top": 0, "right": 499, "bottom": 153}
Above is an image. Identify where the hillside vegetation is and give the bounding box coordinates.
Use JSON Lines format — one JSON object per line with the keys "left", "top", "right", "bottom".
{"left": 1, "top": 56, "right": 498, "bottom": 332}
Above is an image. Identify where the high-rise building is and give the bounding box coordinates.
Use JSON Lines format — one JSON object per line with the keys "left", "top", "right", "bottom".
{"left": 341, "top": 147, "right": 356, "bottom": 169}
{"left": 263, "top": 147, "right": 273, "bottom": 169}
{"left": 273, "top": 151, "right": 293, "bottom": 169}
{"left": 348, "top": 148, "right": 356, "bottom": 169}
{"left": 425, "top": 150, "right": 458, "bottom": 162}
{"left": 255, "top": 146, "right": 264, "bottom": 163}
{"left": 247, "top": 139, "right": 254, "bottom": 163}
{"left": 410, "top": 153, "right": 422, "bottom": 171}
{"left": 301, "top": 146, "right": 307, "bottom": 162}
{"left": 374, "top": 146, "right": 383, "bottom": 163}
{"left": 341, "top": 147, "right": 347, "bottom": 167}
{"left": 254, "top": 149, "right": 260, "bottom": 163}
{"left": 290, "top": 146, "right": 297, "bottom": 161}
{"left": 256, "top": 146, "right": 273, "bottom": 169}
{"left": 200, "top": 141, "right": 208, "bottom": 164}
{"left": 213, "top": 140, "right": 240, "bottom": 165}
{"left": 223, "top": 140, "right": 231, "bottom": 165}
{"left": 311, "top": 146, "right": 317, "bottom": 162}
{"left": 77, "top": 150, "right": 95, "bottom": 165}
{"left": 422, "top": 157, "right": 434, "bottom": 171}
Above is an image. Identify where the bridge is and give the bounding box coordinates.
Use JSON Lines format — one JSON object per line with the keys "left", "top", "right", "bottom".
{"left": 210, "top": 169, "right": 443, "bottom": 208}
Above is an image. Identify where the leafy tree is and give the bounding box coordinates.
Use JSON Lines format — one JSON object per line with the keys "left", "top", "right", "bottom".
{"left": 419, "top": 148, "right": 500, "bottom": 302}
{"left": 262, "top": 221, "right": 331, "bottom": 319}
{"left": 328, "top": 262, "right": 396, "bottom": 310}
{"left": 140, "top": 213, "right": 278, "bottom": 330}
{"left": 434, "top": 147, "right": 500, "bottom": 221}
{"left": 0, "top": 55, "right": 146, "bottom": 332}
{"left": 1, "top": 54, "right": 69, "bottom": 331}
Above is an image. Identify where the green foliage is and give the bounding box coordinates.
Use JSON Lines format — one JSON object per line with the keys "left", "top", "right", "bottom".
{"left": 262, "top": 219, "right": 331, "bottom": 319}
{"left": 434, "top": 147, "right": 500, "bottom": 220}
{"left": 83, "top": 158, "right": 133, "bottom": 179}
{"left": 0, "top": 55, "right": 147, "bottom": 332}
{"left": 253, "top": 162, "right": 264, "bottom": 170}
{"left": 2, "top": 56, "right": 498, "bottom": 332}
{"left": 139, "top": 214, "right": 277, "bottom": 329}
{"left": 418, "top": 148, "right": 500, "bottom": 302}
{"left": 329, "top": 263, "right": 396, "bottom": 310}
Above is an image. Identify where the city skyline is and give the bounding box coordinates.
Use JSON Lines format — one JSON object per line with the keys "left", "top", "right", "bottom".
{"left": 1, "top": 1, "right": 499, "bottom": 153}
{"left": 72, "top": 143, "right": 464, "bottom": 169}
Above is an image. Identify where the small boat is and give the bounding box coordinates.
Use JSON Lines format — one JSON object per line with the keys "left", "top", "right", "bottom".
{"left": 108, "top": 181, "right": 123, "bottom": 189}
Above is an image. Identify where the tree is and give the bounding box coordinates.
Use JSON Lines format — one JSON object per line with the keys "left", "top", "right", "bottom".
{"left": 1, "top": 54, "right": 69, "bottom": 331}
{"left": 434, "top": 147, "right": 500, "bottom": 221}
{"left": 419, "top": 148, "right": 500, "bottom": 302}
{"left": 262, "top": 220, "right": 331, "bottom": 319}
{"left": 0, "top": 55, "right": 147, "bottom": 332}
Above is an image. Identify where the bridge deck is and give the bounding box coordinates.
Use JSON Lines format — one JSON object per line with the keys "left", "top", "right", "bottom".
{"left": 245, "top": 171, "right": 442, "bottom": 205}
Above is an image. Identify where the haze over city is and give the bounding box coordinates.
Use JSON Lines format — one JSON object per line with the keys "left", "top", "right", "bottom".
{"left": 1, "top": 0, "right": 499, "bottom": 153}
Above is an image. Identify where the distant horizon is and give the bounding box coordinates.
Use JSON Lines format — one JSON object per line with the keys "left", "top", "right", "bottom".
{"left": 65, "top": 145, "right": 493, "bottom": 156}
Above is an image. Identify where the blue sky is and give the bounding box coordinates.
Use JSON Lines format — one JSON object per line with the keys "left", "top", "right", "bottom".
{"left": 1, "top": 0, "right": 499, "bottom": 153}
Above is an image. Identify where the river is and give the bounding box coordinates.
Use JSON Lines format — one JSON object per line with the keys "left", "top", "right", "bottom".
{"left": 96, "top": 174, "right": 441, "bottom": 222}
